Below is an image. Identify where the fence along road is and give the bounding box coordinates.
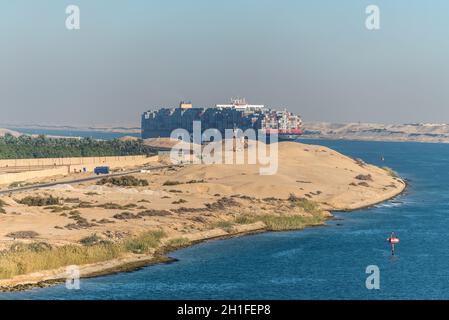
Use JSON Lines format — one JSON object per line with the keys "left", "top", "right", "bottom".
{"left": 0, "top": 164, "right": 179, "bottom": 196}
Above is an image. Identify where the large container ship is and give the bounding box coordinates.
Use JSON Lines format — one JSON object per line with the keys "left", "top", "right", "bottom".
{"left": 141, "top": 99, "right": 302, "bottom": 141}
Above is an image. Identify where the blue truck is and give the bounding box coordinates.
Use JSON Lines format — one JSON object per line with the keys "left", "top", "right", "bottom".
{"left": 94, "top": 166, "right": 110, "bottom": 175}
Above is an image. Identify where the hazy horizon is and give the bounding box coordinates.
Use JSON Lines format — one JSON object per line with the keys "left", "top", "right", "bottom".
{"left": 2, "top": 0, "right": 449, "bottom": 126}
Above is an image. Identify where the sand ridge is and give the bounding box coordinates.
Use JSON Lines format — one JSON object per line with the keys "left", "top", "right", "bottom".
{"left": 0, "top": 141, "right": 405, "bottom": 289}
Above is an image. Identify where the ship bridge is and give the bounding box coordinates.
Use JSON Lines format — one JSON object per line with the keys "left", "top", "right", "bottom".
{"left": 216, "top": 98, "right": 264, "bottom": 110}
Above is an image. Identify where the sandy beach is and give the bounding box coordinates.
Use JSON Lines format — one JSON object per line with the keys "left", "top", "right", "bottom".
{"left": 0, "top": 141, "right": 405, "bottom": 291}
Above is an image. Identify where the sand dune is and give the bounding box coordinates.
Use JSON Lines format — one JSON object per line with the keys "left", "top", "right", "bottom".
{"left": 166, "top": 141, "right": 404, "bottom": 209}
{"left": 0, "top": 141, "right": 405, "bottom": 289}
{"left": 0, "top": 141, "right": 405, "bottom": 243}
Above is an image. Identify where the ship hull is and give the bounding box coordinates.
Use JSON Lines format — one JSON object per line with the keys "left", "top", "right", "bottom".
{"left": 278, "top": 134, "right": 301, "bottom": 141}
{"left": 142, "top": 103, "right": 303, "bottom": 142}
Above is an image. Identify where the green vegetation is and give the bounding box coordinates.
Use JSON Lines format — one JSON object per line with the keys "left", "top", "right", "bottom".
{"left": 0, "top": 134, "right": 152, "bottom": 159}
{"left": 165, "top": 237, "right": 191, "bottom": 248}
{"left": 8, "top": 181, "right": 26, "bottom": 188}
{"left": 97, "top": 175, "right": 149, "bottom": 187}
{"left": 97, "top": 202, "right": 123, "bottom": 210}
{"left": 186, "top": 179, "right": 205, "bottom": 184}
{"left": 235, "top": 214, "right": 326, "bottom": 231}
{"left": 354, "top": 158, "right": 366, "bottom": 166}
{"left": 211, "top": 220, "right": 235, "bottom": 233}
{"left": 163, "top": 179, "right": 205, "bottom": 186}
{"left": 0, "top": 199, "right": 7, "bottom": 214}
{"left": 355, "top": 174, "right": 373, "bottom": 181}
{"left": 234, "top": 216, "right": 255, "bottom": 225}
{"left": 113, "top": 212, "right": 136, "bottom": 220}
{"left": 97, "top": 203, "right": 137, "bottom": 210}
{"left": 288, "top": 194, "right": 321, "bottom": 214}
{"left": 0, "top": 242, "right": 121, "bottom": 279}
{"left": 6, "top": 231, "right": 39, "bottom": 239}
{"left": 0, "top": 230, "right": 165, "bottom": 279}
{"left": 234, "top": 195, "right": 326, "bottom": 231}
{"left": 382, "top": 166, "right": 400, "bottom": 178}
{"left": 123, "top": 230, "right": 165, "bottom": 254}
{"left": 262, "top": 197, "right": 280, "bottom": 202}
{"left": 63, "top": 198, "right": 81, "bottom": 203}
{"left": 163, "top": 180, "right": 182, "bottom": 186}
{"left": 172, "top": 199, "right": 187, "bottom": 204}
{"left": 85, "top": 192, "right": 100, "bottom": 196}
{"left": 17, "top": 195, "right": 60, "bottom": 207}
{"left": 76, "top": 201, "right": 93, "bottom": 208}
{"left": 112, "top": 209, "right": 172, "bottom": 220}
{"left": 79, "top": 234, "right": 103, "bottom": 246}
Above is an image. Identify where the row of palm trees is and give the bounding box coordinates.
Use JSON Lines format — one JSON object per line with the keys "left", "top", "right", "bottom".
{"left": 0, "top": 134, "right": 150, "bottom": 159}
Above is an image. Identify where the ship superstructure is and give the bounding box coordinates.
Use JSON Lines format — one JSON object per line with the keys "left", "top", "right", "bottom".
{"left": 141, "top": 99, "right": 302, "bottom": 141}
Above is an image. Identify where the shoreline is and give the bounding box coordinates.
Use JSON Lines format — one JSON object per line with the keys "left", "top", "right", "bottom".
{"left": 332, "top": 179, "right": 408, "bottom": 213}
{"left": 6, "top": 124, "right": 449, "bottom": 145}
{"left": 0, "top": 222, "right": 268, "bottom": 292}
{"left": 0, "top": 181, "right": 406, "bottom": 293}
{"left": 299, "top": 135, "right": 449, "bottom": 145}
{"left": 0, "top": 141, "right": 407, "bottom": 293}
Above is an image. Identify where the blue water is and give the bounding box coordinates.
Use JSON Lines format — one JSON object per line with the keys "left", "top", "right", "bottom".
{"left": 7, "top": 128, "right": 140, "bottom": 140}
{"left": 2, "top": 139, "right": 448, "bottom": 299}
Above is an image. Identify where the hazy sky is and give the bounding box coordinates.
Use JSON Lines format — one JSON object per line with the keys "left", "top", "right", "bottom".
{"left": 1, "top": 0, "right": 449, "bottom": 126}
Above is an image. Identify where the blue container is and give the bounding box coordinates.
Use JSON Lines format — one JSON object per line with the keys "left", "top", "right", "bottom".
{"left": 94, "top": 166, "right": 110, "bottom": 175}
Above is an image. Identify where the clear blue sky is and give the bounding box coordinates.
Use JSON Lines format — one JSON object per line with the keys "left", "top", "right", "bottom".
{"left": 1, "top": 0, "right": 448, "bottom": 126}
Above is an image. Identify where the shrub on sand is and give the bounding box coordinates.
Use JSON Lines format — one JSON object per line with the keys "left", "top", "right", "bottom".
{"left": 235, "top": 214, "right": 326, "bottom": 231}
{"left": 6, "top": 231, "right": 39, "bottom": 239}
{"left": 0, "top": 230, "right": 166, "bottom": 279}
{"left": 17, "top": 195, "right": 60, "bottom": 207}
{"left": 382, "top": 166, "right": 399, "bottom": 178}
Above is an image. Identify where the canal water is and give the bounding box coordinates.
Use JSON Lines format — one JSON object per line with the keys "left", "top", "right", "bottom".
{"left": 2, "top": 139, "right": 448, "bottom": 299}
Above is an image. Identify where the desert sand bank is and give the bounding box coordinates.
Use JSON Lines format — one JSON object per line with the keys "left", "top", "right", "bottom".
{"left": 0, "top": 141, "right": 405, "bottom": 291}
{"left": 303, "top": 122, "right": 449, "bottom": 143}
